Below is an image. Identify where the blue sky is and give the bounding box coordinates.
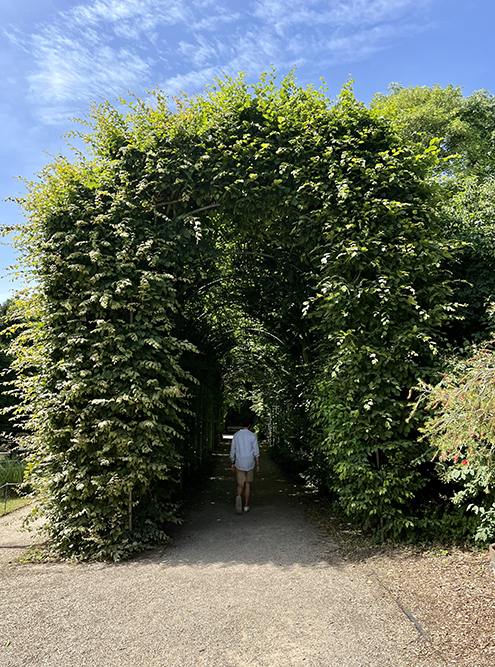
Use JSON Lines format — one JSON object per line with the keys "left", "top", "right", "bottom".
{"left": 0, "top": 0, "right": 493, "bottom": 301}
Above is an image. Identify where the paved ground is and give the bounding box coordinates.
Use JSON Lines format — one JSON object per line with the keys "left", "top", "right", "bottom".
{"left": 0, "top": 443, "right": 441, "bottom": 666}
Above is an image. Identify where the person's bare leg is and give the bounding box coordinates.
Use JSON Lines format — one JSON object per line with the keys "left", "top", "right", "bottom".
{"left": 244, "top": 481, "right": 251, "bottom": 508}
{"left": 235, "top": 482, "right": 244, "bottom": 514}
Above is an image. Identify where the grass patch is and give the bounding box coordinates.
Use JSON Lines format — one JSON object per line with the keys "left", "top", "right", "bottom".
{"left": 0, "top": 496, "right": 31, "bottom": 516}
{"left": 0, "top": 459, "right": 29, "bottom": 516}
{"left": 0, "top": 459, "right": 26, "bottom": 485}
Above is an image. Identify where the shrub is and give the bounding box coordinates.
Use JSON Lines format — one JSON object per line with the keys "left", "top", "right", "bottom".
{"left": 417, "top": 343, "right": 495, "bottom": 544}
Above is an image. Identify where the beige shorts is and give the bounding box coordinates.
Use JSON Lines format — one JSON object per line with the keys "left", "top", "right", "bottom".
{"left": 236, "top": 468, "right": 254, "bottom": 484}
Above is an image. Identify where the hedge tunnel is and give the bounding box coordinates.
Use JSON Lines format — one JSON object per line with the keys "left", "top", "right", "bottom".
{"left": 12, "top": 73, "right": 454, "bottom": 559}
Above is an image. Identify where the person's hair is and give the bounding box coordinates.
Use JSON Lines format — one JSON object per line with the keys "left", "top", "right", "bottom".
{"left": 241, "top": 416, "right": 251, "bottom": 428}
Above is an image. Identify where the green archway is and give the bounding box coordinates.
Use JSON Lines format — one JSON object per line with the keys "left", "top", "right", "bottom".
{"left": 13, "top": 73, "right": 453, "bottom": 559}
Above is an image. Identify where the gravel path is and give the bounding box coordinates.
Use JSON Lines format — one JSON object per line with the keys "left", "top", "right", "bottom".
{"left": 0, "top": 443, "right": 440, "bottom": 666}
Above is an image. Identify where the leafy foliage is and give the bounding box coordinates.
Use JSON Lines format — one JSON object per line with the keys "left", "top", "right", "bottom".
{"left": 371, "top": 85, "right": 495, "bottom": 349}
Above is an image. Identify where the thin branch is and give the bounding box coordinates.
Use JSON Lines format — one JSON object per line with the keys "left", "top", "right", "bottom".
{"left": 181, "top": 203, "right": 220, "bottom": 216}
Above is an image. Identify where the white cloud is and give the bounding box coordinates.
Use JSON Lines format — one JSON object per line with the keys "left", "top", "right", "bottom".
{"left": 16, "top": 0, "right": 435, "bottom": 122}
{"left": 3, "top": 27, "right": 31, "bottom": 54}
{"left": 178, "top": 36, "right": 227, "bottom": 68}
{"left": 28, "top": 27, "right": 150, "bottom": 106}
{"left": 245, "top": 0, "right": 434, "bottom": 74}
{"left": 252, "top": 0, "right": 430, "bottom": 29}
{"left": 70, "top": 0, "right": 191, "bottom": 33}
{"left": 163, "top": 66, "right": 220, "bottom": 94}
{"left": 162, "top": 24, "right": 284, "bottom": 94}
{"left": 21, "top": 0, "right": 242, "bottom": 121}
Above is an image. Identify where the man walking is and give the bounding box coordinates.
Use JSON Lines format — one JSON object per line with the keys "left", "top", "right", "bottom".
{"left": 229, "top": 418, "right": 260, "bottom": 514}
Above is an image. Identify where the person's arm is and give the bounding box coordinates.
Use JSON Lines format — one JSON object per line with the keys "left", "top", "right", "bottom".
{"left": 230, "top": 436, "right": 236, "bottom": 469}
{"left": 255, "top": 455, "right": 259, "bottom": 472}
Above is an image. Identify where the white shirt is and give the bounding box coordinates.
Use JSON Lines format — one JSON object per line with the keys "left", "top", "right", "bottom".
{"left": 230, "top": 429, "right": 259, "bottom": 471}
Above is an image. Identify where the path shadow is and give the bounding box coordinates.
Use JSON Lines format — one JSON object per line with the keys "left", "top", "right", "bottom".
{"left": 149, "top": 440, "right": 341, "bottom": 570}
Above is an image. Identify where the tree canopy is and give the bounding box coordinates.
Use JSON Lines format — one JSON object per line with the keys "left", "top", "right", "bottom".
{"left": 371, "top": 84, "right": 495, "bottom": 178}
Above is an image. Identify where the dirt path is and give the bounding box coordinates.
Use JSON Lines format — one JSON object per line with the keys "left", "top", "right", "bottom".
{"left": 0, "top": 503, "right": 45, "bottom": 566}
{"left": 0, "top": 443, "right": 440, "bottom": 667}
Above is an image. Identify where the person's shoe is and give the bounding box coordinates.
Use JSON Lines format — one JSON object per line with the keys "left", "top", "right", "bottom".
{"left": 235, "top": 495, "right": 242, "bottom": 514}
{"left": 243, "top": 506, "right": 250, "bottom": 512}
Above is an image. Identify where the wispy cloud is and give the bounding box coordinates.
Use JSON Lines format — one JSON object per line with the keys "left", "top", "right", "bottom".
{"left": 161, "top": 0, "right": 433, "bottom": 93}
{"left": 21, "top": 0, "right": 241, "bottom": 121}
{"left": 70, "top": 0, "right": 192, "bottom": 33}
{"left": 14, "top": 0, "right": 434, "bottom": 122}
{"left": 30, "top": 29, "right": 150, "bottom": 104}
{"left": 253, "top": 0, "right": 429, "bottom": 29}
